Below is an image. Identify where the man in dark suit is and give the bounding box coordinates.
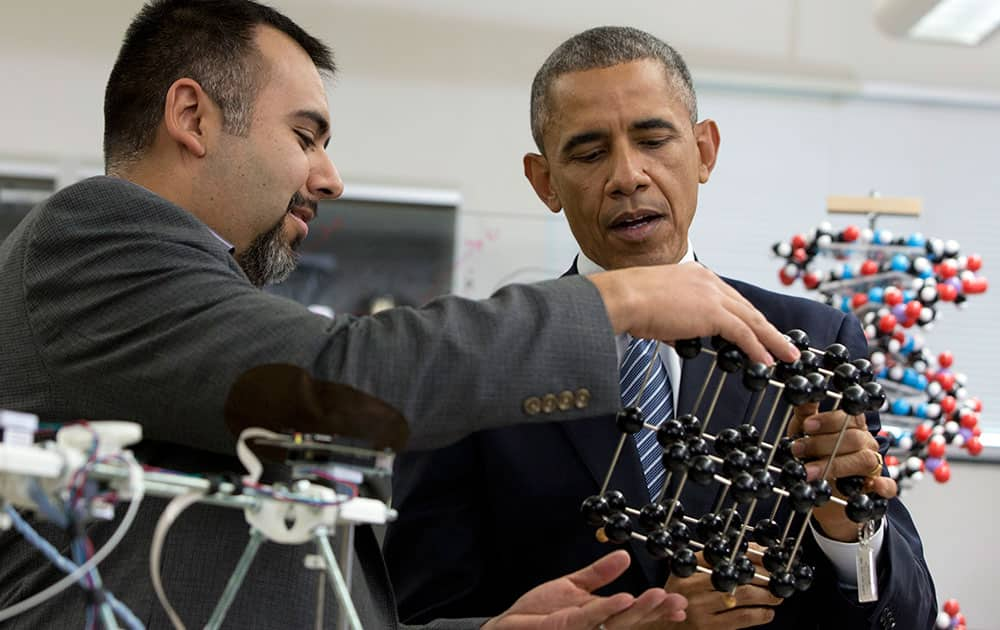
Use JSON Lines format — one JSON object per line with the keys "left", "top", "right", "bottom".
{"left": 0, "top": 4, "right": 808, "bottom": 629}
{"left": 385, "top": 26, "right": 936, "bottom": 629}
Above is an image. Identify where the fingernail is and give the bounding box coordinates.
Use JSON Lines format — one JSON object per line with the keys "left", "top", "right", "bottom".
{"left": 789, "top": 342, "right": 801, "bottom": 359}
{"left": 804, "top": 418, "right": 820, "bottom": 433}
{"left": 791, "top": 440, "right": 805, "bottom": 457}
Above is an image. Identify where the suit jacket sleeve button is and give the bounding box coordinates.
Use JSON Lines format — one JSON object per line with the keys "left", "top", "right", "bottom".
{"left": 541, "top": 394, "right": 558, "bottom": 414}
{"left": 557, "top": 390, "right": 574, "bottom": 411}
{"left": 574, "top": 388, "right": 591, "bottom": 409}
{"left": 523, "top": 396, "right": 542, "bottom": 415}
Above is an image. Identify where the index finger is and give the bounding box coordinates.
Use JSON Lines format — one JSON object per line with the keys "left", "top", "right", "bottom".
{"left": 566, "top": 550, "right": 632, "bottom": 593}
{"left": 717, "top": 281, "right": 801, "bottom": 364}
{"left": 787, "top": 402, "right": 819, "bottom": 437}
{"left": 801, "top": 410, "right": 867, "bottom": 435}
{"left": 721, "top": 296, "right": 800, "bottom": 365}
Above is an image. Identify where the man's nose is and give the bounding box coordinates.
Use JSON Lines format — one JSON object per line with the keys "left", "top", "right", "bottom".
{"left": 310, "top": 150, "right": 344, "bottom": 200}
{"left": 606, "top": 148, "right": 650, "bottom": 198}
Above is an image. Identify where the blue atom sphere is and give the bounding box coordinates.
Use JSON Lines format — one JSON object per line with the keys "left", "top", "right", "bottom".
{"left": 891, "top": 399, "right": 912, "bottom": 415}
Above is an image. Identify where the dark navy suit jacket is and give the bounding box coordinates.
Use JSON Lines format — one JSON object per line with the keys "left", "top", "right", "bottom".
{"left": 385, "top": 268, "right": 936, "bottom": 630}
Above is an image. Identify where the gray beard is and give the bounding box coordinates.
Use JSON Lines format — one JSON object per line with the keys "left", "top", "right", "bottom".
{"left": 236, "top": 218, "right": 300, "bottom": 287}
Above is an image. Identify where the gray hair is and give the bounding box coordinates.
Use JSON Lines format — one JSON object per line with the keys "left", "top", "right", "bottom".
{"left": 530, "top": 26, "right": 698, "bottom": 154}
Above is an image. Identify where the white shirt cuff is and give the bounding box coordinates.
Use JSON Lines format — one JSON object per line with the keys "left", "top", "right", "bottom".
{"left": 808, "top": 518, "right": 886, "bottom": 589}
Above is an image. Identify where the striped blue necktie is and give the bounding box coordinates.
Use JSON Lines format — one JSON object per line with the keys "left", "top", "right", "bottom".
{"left": 620, "top": 337, "right": 674, "bottom": 502}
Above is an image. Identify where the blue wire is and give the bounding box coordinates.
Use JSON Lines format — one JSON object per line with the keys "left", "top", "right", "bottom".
{"left": 26, "top": 480, "right": 69, "bottom": 528}
{"left": 2, "top": 505, "right": 145, "bottom": 629}
{"left": 71, "top": 538, "right": 99, "bottom": 626}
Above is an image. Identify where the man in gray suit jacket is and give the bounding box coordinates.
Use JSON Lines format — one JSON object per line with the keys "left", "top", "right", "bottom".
{"left": 0, "top": 2, "right": 798, "bottom": 628}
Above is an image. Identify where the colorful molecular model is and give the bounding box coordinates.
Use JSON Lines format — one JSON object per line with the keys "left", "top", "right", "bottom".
{"left": 935, "top": 598, "right": 966, "bottom": 630}
{"left": 771, "top": 222, "right": 988, "bottom": 492}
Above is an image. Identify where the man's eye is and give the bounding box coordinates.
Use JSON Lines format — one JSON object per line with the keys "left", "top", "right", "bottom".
{"left": 574, "top": 150, "right": 602, "bottom": 163}
{"left": 295, "top": 130, "right": 314, "bottom": 147}
{"left": 640, "top": 138, "right": 668, "bottom": 148}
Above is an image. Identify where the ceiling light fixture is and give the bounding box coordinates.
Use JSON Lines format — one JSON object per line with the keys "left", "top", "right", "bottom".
{"left": 876, "top": 0, "right": 1000, "bottom": 46}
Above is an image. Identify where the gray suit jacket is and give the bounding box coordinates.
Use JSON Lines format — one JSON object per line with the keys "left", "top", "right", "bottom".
{"left": 0, "top": 177, "right": 620, "bottom": 628}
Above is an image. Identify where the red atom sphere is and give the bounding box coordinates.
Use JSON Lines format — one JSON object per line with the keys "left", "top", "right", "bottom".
{"left": 937, "top": 372, "right": 956, "bottom": 392}
{"left": 934, "top": 463, "right": 951, "bottom": 483}
{"left": 940, "top": 396, "right": 957, "bottom": 414}
{"left": 884, "top": 287, "right": 903, "bottom": 305}
{"left": 879, "top": 314, "right": 897, "bottom": 334}
{"left": 960, "top": 411, "right": 978, "bottom": 430}
{"left": 937, "top": 283, "right": 958, "bottom": 302}
{"left": 966, "top": 436, "right": 984, "bottom": 456}
{"left": 927, "top": 439, "right": 946, "bottom": 458}
{"left": 963, "top": 277, "right": 989, "bottom": 294}
{"left": 914, "top": 424, "right": 933, "bottom": 443}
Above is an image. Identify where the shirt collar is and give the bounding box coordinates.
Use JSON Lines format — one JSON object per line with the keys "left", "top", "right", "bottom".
{"left": 207, "top": 228, "right": 236, "bottom": 254}
{"left": 575, "top": 240, "right": 696, "bottom": 275}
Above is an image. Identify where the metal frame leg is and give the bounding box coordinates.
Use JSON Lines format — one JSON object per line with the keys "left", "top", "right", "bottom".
{"left": 315, "top": 528, "right": 363, "bottom": 630}
{"left": 205, "top": 528, "right": 266, "bottom": 630}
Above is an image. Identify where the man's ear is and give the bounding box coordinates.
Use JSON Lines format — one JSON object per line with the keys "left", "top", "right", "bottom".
{"left": 694, "top": 119, "right": 721, "bottom": 184}
{"left": 523, "top": 152, "right": 562, "bottom": 213}
{"left": 162, "top": 78, "right": 215, "bottom": 159}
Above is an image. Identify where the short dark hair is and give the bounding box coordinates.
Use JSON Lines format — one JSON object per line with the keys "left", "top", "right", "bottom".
{"left": 104, "top": 0, "right": 335, "bottom": 172}
{"left": 530, "top": 26, "right": 697, "bottom": 154}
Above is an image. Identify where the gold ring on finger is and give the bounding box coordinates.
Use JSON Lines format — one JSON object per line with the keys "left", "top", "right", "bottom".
{"left": 867, "top": 451, "right": 884, "bottom": 478}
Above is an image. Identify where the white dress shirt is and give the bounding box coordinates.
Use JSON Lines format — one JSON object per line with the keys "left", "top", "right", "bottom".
{"left": 573, "top": 244, "right": 884, "bottom": 590}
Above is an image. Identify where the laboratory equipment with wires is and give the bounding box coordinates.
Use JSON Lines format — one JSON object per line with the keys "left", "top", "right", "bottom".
{"left": 0, "top": 365, "right": 408, "bottom": 630}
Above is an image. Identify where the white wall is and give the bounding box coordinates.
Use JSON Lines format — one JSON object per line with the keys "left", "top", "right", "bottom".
{"left": 905, "top": 460, "right": 996, "bottom": 629}
{"left": 2, "top": 1, "right": 1000, "bottom": 626}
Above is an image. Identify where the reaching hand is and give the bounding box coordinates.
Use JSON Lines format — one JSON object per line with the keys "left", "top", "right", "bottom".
{"left": 590, "top": 263, "right": 799, "bottom": 366}
{"left": 481, "top": 550, "right": 687, "bottom": 629}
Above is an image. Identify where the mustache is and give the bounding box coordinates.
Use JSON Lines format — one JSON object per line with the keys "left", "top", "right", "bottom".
{"left": 287, "top": 192, "right": 318, "bottom": 215}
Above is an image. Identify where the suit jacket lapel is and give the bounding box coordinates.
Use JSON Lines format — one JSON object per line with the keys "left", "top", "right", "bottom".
{"left": 560, "top": 258, "right": 662, "bottom": 584}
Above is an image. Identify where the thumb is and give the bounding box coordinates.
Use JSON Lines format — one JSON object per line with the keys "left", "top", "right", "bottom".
{"left": 566, "top": 550, "right": 632, "bottom": 593}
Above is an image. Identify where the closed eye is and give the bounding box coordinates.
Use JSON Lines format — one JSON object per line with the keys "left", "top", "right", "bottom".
{"left": 294, "top": 130, "right": 315, "bottom": 149}
{"left": 572, "top": 150, "right": 604, "bottom": 163}
{"left": 639, "top": 137, "right": 669, "bottom": 149}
